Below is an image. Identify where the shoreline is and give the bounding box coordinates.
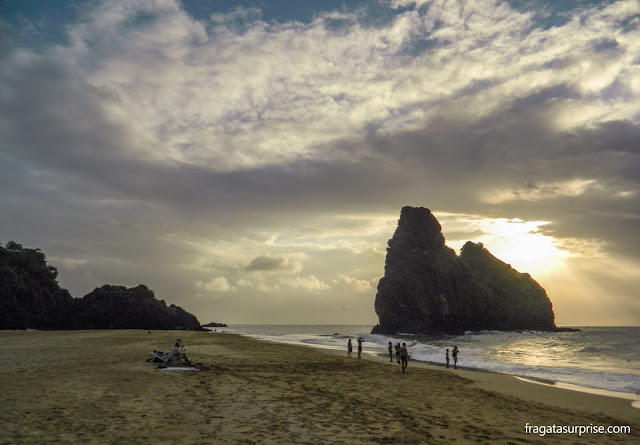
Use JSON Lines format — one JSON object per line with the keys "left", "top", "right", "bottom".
{"left": 372, "top": 351, "right": 640, "bottom": 424}
{"left": 229, "top": 330, "right": 640, "bottom": 409}
{"left": 396, "top": 356, "right": 640, "bottom": 407}
{"left": 1, "top": 330, "right": 638, "bottom": 444}
{"left": 224, "top": 331, "right": 640, "bottom": 426}
{"left": 373, "top": 350, "right": 640, "bottom": 423}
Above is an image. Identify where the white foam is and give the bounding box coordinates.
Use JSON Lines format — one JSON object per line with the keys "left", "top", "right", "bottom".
{"left": 221, "top": 325, "right": 640, "bottom": 398}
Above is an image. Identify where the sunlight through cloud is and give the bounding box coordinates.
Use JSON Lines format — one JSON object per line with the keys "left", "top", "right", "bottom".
{"left": 445, "top": 216, "right": 569, "bottom": 277}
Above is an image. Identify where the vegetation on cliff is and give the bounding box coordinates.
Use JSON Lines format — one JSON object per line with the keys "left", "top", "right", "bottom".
{"left": 0, "top": 242, "right": 75, "bottom": 329}
{"left": 0, "top": 241, "right": 203, "bottom": 330}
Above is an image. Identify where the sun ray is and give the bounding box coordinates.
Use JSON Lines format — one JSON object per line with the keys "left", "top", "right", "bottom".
{"left": 443, "top": 216, "right": 569, "bottom": 277}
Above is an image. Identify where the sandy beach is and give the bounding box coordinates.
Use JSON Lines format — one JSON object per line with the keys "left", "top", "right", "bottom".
{"left": 1, "top": 330, "right": 637, "bottom": 444}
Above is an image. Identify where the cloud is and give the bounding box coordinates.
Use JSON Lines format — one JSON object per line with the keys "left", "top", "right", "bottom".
{"left": 3, "top": 0, "right": 639, "bottom": 212}
{"left": 1, "top": 0, "right": 639, "bottom": 324}
{"left": 482, "top": 179, "right": 599, "bottom": 203}
{"left": 194, "top": 277, "right": 232, "bottom": 292}
{"left": 232, "top": 274, "right": 330, "bottom": 292}
{"left": 335, "top": 274, "right": 374, "bottom": 293}
{"left": 244, "top": 255, "right": 303, "bottom": 274}
{"left": 48, "top": 257, "right": 89, "bottom": 270}
{"left": 282, "top": 275, "right": 330, "bottom": 291}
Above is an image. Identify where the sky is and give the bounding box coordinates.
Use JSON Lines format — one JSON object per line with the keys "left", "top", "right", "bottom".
{"left": 1, "top": 0, "right": 639, "bottom": 326}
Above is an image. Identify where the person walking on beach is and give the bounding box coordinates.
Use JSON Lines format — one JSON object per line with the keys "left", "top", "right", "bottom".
{"left": 347, "top": 339, "right": 353, "bottom": 358}
{"left": 388, "top": 342, "right": 393, "bottom": 362}
{"left": 400, "top": 342, "right": 409, "bottom": 374}
{"left": 357, "top": 337, "right": 364, "bottom": 358}
{"left": 446, "top": 348, "right": 450, "bottom": 368}
{"left": 395, "top": 342, "right": 401, "bottom": 364}
{"left": 452, "top": 345, "right": 459, "bottom": 369}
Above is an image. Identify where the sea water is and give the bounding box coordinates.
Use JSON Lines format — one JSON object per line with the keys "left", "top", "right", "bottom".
{"left": 215, "top": 325, "right": 640, "bottom": 398}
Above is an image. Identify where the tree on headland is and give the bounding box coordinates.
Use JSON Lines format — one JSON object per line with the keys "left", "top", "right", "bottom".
{"left": 0, "top": 241, "right": 74, "bottom": 329}
{"left": 0, "top": 241, "right": 204, "bottom": 330}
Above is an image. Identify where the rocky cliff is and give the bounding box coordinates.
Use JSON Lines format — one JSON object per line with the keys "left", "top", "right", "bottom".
{"left": 0, "top": 242, "right": 204, "bottom": 330}
{"left": 371, "top": 207, "right": 556, "bottom": 335}
{"left": 202, "top": 322, "right": 228, "bottom": 328}
{"left": 0, "top": 242, "right": 75, "bottom": 329}
{"left": 72, "top": 284, "right": 203, "bottom": 331}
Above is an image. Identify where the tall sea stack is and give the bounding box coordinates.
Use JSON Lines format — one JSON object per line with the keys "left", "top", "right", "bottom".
{"left": 371, "top": 207, "right": 556, "bottom": 335}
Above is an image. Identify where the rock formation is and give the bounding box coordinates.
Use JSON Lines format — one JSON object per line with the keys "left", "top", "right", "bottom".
{"left": 0, "top": 242, "right": 75, "bottom": 329}
{"left": 73, "top": 284, "right": 203, "bottom": 331}
{"left": 371, "top": 207, "right": 556, "bottom": 335}
{"left": 202, "top": 322, "right": 228, "bottom": 328}
{"left": 0, "top": 241, "right": 204, "bottom": 330}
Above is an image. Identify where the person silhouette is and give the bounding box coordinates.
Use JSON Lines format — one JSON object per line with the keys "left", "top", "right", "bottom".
{"left": 388, "top": 342, "right": 393, "bottom": 362}
{"left": 347, "top": 339, "right": 353, "bottom": 358}
{"left": 395, "top": 342, "right": 401, "bottom": 364}
{"left": 446, "top": 348, "right": 450, "bottom": 368}
{"left": 357, "top": 337, "right": 364, "bottom": 358}
{"left": 400, "top": 342, "right": 409, "bottom": 374}
{"left": 452, "top": 345, "right": 459, "bottom": 369}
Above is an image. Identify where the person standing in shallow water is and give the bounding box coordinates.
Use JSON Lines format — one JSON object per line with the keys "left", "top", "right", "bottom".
{"left": 400, "top": 342, "right": 409, "bottom": 374}
{"left": 452, "top": 345, "right": 459, "bottom": 369}
{"left": 347, "top": 339, "right": 353, "bottom": 358}
{"left": 357, "top": 337, "right": 364, "bottom": 358}
{"left": 446, "top": 348, "right": 450, "bottom": 368}
{"left": 395, "top": 342, "right": 401, "bottom": 364}
{"left": 388, "top": 342, "right": 393, "bottom": 362}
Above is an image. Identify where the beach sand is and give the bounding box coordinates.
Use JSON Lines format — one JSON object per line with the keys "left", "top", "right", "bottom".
{"left": 0, "top": 330, "right": 638, "bottom": 444}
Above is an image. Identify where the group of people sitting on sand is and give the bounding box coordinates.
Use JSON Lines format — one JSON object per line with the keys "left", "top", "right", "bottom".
{"left": 146, "top": 338, "right": 193, "bottom": 367}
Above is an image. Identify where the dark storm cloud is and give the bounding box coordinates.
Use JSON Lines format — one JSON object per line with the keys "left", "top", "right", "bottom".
{"left": 2, "top": 36, "right": 638, "bottom": 261}
{"left": 2, "top": 50, "right": 638, "bottom": 259}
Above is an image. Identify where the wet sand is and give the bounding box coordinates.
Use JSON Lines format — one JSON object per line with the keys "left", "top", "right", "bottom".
{"left": 0, "top": 330, "right": 638, "bottom": 444}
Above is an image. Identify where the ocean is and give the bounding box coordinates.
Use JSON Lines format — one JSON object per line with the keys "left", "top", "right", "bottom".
{"left": 213, "top": 325, "right": 640, "bottom": 402}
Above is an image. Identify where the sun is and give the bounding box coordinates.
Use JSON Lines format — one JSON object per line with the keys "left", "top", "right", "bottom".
{"left": 447, "top": 217, "right": 568, "bottom": 277}
{"left": 481, "top": 219, "right": 568, "bottom": 277}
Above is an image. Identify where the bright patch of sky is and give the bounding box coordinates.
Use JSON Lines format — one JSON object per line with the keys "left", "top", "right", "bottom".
{"left": 441, "top": 214, "right": 570, "bottom": 277}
